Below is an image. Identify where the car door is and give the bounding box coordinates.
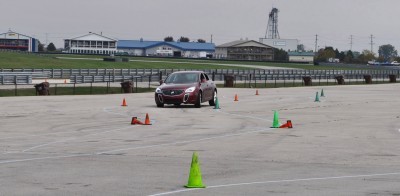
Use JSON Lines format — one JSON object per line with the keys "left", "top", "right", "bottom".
{"left": 204, "top": 73, "right": 214, "bottom": 99}
{"left": 200, "top": 73, "right": 210, "bottom": 101}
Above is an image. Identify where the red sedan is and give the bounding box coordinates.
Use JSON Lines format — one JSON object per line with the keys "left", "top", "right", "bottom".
{"left": 155, "top": 71, "right": 217, "bottom": 108}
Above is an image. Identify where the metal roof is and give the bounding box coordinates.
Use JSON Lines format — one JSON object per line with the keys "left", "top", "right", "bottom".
{"left": 117, "top": 40, "right": 215, "bottom": 51}
{"left": 288, "top": 51, "right": 315, "bottom": 56}
{"left": 216, "top": 40, "right": 273, "bottom": 48}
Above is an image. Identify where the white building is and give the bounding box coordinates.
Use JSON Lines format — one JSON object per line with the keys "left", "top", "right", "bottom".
{"left": 117, "top": 40, "right": 215, "bottom": 58}
{"left": 0, "top": 30, "right": 39, "bottom": 52}
{"left": 215, "top": 40, "right": 274, "bottom": 61}
{"left": 259, "top": 38, "right": 298, "bottom": 52}
{"left": 288, "top": 51, "right": 315, "bottom": 63}
{"left": 64, "top": 32, "right": 117, "bottom": 55}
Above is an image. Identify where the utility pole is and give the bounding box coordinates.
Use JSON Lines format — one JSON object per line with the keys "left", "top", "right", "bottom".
{"left": 210, "top": 34, "right": 213, "bottom": 44}
{"left": 370, "top": 34, "right": 374, "bottom": 53}
{"left": 349, "top": 35, "right": 353, "bottom": 51}
{"left": 45, "top": 33, "right": 48, "bottom": 45}
{"left": 314, "top": 34, "right": 318, "bottom": 52}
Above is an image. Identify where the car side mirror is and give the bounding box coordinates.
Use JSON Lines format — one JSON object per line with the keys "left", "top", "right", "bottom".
{"left": 159, "top": 80, "right": 164, "bottom": 85}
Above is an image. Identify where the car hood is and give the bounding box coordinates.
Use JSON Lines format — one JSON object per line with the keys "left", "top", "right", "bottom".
{"left": 159, "top": 83, "right": 198, "bottom": 90}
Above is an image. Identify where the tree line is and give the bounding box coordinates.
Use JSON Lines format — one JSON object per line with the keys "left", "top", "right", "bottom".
{"left": 315, "top": 44, "right": 399, "bottom": 64}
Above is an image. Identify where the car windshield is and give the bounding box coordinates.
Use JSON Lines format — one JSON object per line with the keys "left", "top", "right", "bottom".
{"left": 164, "top": 73, "right": 199, "bottom": 84}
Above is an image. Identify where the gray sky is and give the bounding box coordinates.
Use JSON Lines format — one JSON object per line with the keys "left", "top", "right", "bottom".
{"left": 1, "top": 0, "right": 400, "bottom": 53}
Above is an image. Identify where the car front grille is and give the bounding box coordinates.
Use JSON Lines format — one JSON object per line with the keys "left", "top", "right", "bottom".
{"left": 162, "top": 90, "right": 184, "bottom": 95}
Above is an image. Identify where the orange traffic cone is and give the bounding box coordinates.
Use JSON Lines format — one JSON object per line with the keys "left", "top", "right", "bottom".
{"left": 255, "top": 90, "right": 259, "bottom": 95}
{"left": 121, "top": 98, "right": 127, "bottom": 106}
{"left": 131, "top": 117, "right": 143, "bottom": 125}
{"left": 64, "top": 79, "right": 67, "bottom": 84}
{"left": 144, "top": 113, "right": 152, "bottom": 125}
{"left": 234, "top": 94, "right": 239, "bottom": 101}
{"left": 279, "top": 120, "right": 293, "bottom": 128}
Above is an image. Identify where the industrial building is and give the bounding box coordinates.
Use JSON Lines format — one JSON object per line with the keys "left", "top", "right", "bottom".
{"left": 215, "top": 40, "right": 274, "bottom": 61}
{"left": 117, "top": 39, "right": 215, "bottom": 58}
{"left": 288, "top": 51, "right": 315, "bottom": 63}
{"left": 0, "top": 30, "right": 39, "bottom": 52}
{"left": 259, "top": 38, "right": 299, "bottom": 52}
{"left": 64, "top": 32, "right": 117, "bottom": 55}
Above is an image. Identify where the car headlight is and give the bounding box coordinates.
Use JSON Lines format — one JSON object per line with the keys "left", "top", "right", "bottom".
{"left": 155, "top": 88, "right": 162, "bottom": 93}
{"left": 185, "top": 87, "right": 196, "bottom": 93}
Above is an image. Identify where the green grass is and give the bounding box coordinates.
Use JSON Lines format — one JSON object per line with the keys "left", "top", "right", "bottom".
{"left": 0, "top": 51, "right": 372, "bottom": 70}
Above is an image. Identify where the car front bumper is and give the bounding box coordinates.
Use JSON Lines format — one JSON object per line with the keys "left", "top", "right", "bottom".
{"left": 155, "top": 92, "right": 197, "bottom": 104}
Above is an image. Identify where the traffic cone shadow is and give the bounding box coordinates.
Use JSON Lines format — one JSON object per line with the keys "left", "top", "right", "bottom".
{"left": 185, "top": 152, "right": 206, "bottom": 188}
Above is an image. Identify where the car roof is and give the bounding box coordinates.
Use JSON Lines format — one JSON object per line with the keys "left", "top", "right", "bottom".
{"left": 171, "top": 71, "right": 204, "bottom": 74}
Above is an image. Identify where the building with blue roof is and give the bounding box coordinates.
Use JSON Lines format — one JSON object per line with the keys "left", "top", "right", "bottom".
{"left": 117, "top": 39, "right": 215, "bottom": 58}
{"left": 0, "top": 30, "right": 40, "bottom": 52}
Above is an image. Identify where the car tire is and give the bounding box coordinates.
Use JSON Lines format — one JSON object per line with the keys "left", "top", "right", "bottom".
{"left": 194, "top": 91, "right": 202, "bottom": 108}
{"left": 155, "top": 94, "right": 164, "bottom": 107}
{"left": 209, "top": 90, "right": 217, "bottom": 106}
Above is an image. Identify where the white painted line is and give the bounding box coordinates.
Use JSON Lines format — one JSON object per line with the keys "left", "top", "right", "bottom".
{"left": 148, "top": 172, "right": 400, "bottom": 196}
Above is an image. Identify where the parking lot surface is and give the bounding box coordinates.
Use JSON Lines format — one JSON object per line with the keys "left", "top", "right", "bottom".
{"left": 0, "top": 84, "right": 400, "bottom": 195}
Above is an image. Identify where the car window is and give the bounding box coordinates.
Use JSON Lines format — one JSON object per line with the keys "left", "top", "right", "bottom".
{"left": 204, "top": 74, "right": 210, "bottom": 80}
{"left": 164, "top": 73, "right": 199, "bottom": 84}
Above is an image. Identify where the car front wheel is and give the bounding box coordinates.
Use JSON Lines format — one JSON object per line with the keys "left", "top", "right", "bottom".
{"left": 209, "top": 90, "right": 217, "bottom": 106}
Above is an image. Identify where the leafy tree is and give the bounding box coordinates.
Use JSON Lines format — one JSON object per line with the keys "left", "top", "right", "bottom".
{"left": 357, "top": 50, "right": 376, "bottom": 63}
{"left": 164, "top": 36, "right": 174, "bottom": 42}
{"left": 378, "top": 44, "right": 398, "bottom": 61}
{"left": 178, "top": 36, "right": 190, "bottom": 42}
{"left": 38, "top": 41, "right": 44, "bottom": 52}
{"left": 297, "top": 44, "right": 305, "bottom": 51}
{"left": 197, "top": 39, "right": 206, "bottom": 43}
{"left": 334, "top": 49, "right": 340, "bottom": 58}
{"left": 274, "top": 49, "right": 288, "bottom": 61}
{"left": 338, "top": 51, "right": 346, "bottom": 61}
{"left": 46, "top": 42, "right": 56, "bottom": 52}
{"left": 343, "top": 50, "right": 354, "bottom": 63}
{"left": 316, "top": 47, "right": 335, "bottom": 62}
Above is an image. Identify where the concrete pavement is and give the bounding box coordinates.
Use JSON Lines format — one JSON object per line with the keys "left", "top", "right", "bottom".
{"left": 0, "top": 84, "right": 399, "bottom": 195}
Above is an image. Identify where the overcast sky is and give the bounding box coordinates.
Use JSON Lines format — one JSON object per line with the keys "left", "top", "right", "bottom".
{"left": 1, "top": 0, "right": 400, "bottom": 53}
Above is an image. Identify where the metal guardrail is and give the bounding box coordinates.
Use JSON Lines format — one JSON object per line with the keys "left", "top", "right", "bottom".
{"left": 70, "top": 75, "right": 143, "bottom": 83}
{"left": 0, "top": 75, "right": 32, "bottom": 84}
{"left": 1, "top": 68, "right": 400, "bottom": 79}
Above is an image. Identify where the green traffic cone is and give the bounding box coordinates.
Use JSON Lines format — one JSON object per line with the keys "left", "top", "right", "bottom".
{"left": 315, "top": 92, "right": 320, "bottom": 102}
{"left": 185, "top": 152, "right": 206, "bottom": 188}
{"left": 271, "top": 110, "right": 280, "bottom": 128}
{"left": 214, "top": 97, "right": 220, "bottom": 109}
{"left": 321, "top": 89, "right": 325, "bottom": 97}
